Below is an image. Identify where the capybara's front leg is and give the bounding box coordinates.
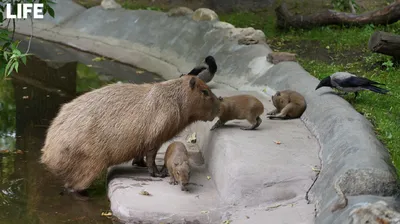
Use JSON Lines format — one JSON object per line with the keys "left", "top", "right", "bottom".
{"left": 160, "top": 165, "right": 169, "bottom": 178}
{"left": 210, "top": 119, "right": 224, "bottom": 131}
{"left": 132, "top": 156, "right": 147, "bottom": 167}
{"left": 146, "top": 149, "right": 161, "bottom": 177}
{"left": 267, "top": 104, "right": 292, "bottom": 119}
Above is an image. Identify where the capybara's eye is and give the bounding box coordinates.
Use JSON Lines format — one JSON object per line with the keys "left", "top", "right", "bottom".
{"left": 201, "top": 89, "right": 209, "bottom": 96}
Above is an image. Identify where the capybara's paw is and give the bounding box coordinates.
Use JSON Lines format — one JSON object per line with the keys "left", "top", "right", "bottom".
{"left": 173, "top": 181, "right": 178, "bottom": 185}
{"left": 240, "top": 126, "right": 253, "bottom": 130}
{"left": 70, "top": 190, "right": 90, "bottom": 201}
{"left": 160, "top": 172, "right": 168, "bottom": 178}
{"left": 181, "top": 184, "right": 189, "bottom": 191}
{"left": 181, "top": 186, "right": 188, "bottom": 191}
{"left": 266, "top": 111, "right": 275, "bottom": 115}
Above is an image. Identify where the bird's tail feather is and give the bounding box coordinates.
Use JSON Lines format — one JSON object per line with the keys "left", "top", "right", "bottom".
{"left": 365, "top": 85, "right": 389, "bottom": 94}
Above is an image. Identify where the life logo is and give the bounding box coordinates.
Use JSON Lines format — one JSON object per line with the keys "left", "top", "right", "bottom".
{"left": 4, "top": 3, "right": 45, "bottom": 19}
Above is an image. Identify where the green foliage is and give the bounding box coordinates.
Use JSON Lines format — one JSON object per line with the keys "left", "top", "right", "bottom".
{"left": 0, "top": 0, "right": 55, "bottom": 78}
{"left": 331, "top": 0, "right": 358, "bottom": 12}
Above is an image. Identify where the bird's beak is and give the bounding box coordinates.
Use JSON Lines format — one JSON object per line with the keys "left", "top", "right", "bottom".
{"left": 315, "top": 83, "right": 323, "bottom": 90}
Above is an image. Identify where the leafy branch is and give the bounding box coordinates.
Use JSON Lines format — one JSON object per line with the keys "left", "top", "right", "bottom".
{"left": 0, "top": 0, "right": 55, "bottom": 78}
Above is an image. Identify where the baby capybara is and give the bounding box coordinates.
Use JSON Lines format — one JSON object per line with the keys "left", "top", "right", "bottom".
{"left": 161, "top": 141, "right": 191, "bottom": 191}
{"left": 266, "top": 90, "right": 306, "bottom": 119}
{"left": 210, "top": 94, "right": 264, "bottom": 130}
{"left": 40, "top": 76, "right": 220, "bottom": 200}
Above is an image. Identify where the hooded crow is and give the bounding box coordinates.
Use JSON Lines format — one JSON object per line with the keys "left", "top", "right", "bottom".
{"left": 315, "top": 72, "right": 389, "bottom": 99}
{"left": 180, "top": 56, "right": 217, "bottom": 83}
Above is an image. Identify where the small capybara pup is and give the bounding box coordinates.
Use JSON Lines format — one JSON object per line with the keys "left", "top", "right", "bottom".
{"left": 210, "top": 94, "right": 264, "bottom": 131}
{"left": 266, "top": 90, "right": 306, "bottom": 119}
{"left": 160, "top": 141, "right": 191, "bottom": 191}
{"left": 40, "top": 75, "right": 220, "bottom": 200}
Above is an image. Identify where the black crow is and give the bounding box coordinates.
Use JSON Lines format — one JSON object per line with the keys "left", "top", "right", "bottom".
{"left": 180, "top": 56, "right": 217, "bottom": 83}
{"left": 315, "top": 72, "right": 389, "bottom": 99}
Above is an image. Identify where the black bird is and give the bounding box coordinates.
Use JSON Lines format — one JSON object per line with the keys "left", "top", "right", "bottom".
{"left": 315, "top": 72, "right": 389, "bottom": 99}
{"left": 180, "top": 56, "right": 217, "bottom": 83}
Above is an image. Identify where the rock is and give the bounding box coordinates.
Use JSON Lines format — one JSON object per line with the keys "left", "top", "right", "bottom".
{"left": 192, "top": 8, "right": 219, "bottom": 21}
{"left": 101, "top": 0, "right": 121, "bottom": 10}
{"left": 167, "top": 7, "right": 194, "bottom": 17}
{"left": 349, "top": 201, "right": 400, "bottom": 223}
{"left": 213, "top": 21, "right": 235, "bottom": 29}
{"left": 238, "top": 37, "right": 260, "bottom": 45}
{"left": 226, "top": 27, "right": 266, "bottom": 45}
{"left": 267, "top": 52, "right": 297, "bottom": 64}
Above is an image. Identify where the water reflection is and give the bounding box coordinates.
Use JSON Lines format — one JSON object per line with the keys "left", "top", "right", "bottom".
{"left": 0, "top": 55, "right": 118, "bottom": 224}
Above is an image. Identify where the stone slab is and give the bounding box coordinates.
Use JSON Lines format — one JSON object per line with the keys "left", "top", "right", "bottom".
{"left": 203, "top": 89, "right": 320, "bottom": 208}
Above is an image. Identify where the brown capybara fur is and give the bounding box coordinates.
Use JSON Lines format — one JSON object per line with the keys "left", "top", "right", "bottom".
{"left": 210, "top": 94, "right": 264, "bottom": 131}
{"left": 40, "top": 75, "right": 220, "bottom": 198}
{"left": 266, "top": 90, "right": 306, "bottom": 119}
{"left": 160, "top": 141, "right": 190, "bottom": 191}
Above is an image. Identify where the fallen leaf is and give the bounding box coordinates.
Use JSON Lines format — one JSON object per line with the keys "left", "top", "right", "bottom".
{"left": 222, "top": 220, "right": 231, "bottom": 224}
{"left": 15, "top": 150, "right": 23, "bottom": 154}
{"left": 273, "top": 140, "right": 281, "bottom": 145}
{"left": 87, "top": 64, "right": 93, "bottom": 67}
{"left": 136, "top": 70, "right": 145, "bottom": 74}
{"left": 266, "top": 204, "right": 281, "bottom": 210}
{"left": 139, "top": 190, "right": 152, "bottom": 196}
{"left": 0, "top": 150, "right": 9, "bottom": 154}
{"left": 92, "top": 57, "right": 106, "bottom": 62}
{"left": 311, "top": 166, "right": 320, "bottom": 173}
{"left": 101, "top": 211, "right": 112, "bottom": 217}
{"left": 246, "top": 216, "right": 250, "bottom": 219}
{"left": 201, "top": 210, "right": 209, "bottom": 214}
{"left": 206, "top": 176, "right": 211, "bottom": 180}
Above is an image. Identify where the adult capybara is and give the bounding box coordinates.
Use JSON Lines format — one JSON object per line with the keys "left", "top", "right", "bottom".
{"left": 161, "top": 141, "right": 191, "bottom": 191}
{"left": 40, "top": 75, "right": 220, "bottom": 200}
{"left": 210, "top": 94, "right": 264, "bottom": 130}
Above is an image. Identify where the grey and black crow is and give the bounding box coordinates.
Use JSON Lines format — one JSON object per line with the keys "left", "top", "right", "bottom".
{"left": 315, "top": 72, "right": 389, "bottom": 99}
{"left": 180, "top": 56, "right": 217, "bottom": 83}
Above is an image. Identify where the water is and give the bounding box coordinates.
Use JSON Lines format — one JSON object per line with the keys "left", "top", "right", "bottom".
{"left": 0, "top": 34, "right": 165, "bottom": 224}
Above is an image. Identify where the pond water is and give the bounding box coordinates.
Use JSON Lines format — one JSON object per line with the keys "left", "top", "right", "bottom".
{"left": 0, "top": 34, "right": 164, "bottom": 224}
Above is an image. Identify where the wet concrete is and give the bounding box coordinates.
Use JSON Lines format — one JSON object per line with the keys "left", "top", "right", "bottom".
{"left": 0, "top": 34, "right": 164, "bottom": 224}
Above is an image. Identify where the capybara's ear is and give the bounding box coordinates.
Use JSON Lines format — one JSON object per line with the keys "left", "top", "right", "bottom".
{"left": 218, "top": 96, "right": 223, "bottom": 101}
{"left": 174, "top": 162, "right": 179, "bottom": 166}
{"left": 189, "top": 77, "right": 196, "bottom": 89}
{"left": 276, "top": 91, "right": 281, "bottom": 96}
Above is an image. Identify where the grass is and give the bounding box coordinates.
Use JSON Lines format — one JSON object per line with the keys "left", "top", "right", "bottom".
{"left": 74, "top": 1, "right": 400, "bottom": 174}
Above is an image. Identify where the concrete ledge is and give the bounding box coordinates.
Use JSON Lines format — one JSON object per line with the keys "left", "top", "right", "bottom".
{"left": 5, "top": 0, "right": 399, "bottom": 223}
{"left": 252, "top": 62, "right": 400, "bottom": 223}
